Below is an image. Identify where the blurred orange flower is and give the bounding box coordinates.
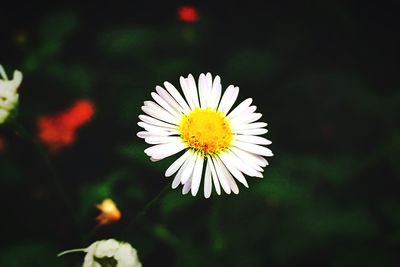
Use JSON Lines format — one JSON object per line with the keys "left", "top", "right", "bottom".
{"left": 177, "top": 5, "right": 199, "bottom": 23}
{"left": 96, "top": 198, "right": 121, "bottom": 226}
{"left": 37, "top": 99, "right": 95, "bottom": 152}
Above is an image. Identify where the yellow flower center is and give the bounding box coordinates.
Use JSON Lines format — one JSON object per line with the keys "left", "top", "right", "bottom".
{"left": 179, "top": 108, "right": 233, "bottom": 155}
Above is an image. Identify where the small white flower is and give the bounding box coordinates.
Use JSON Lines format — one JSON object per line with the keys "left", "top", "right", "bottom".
{"left": 58, "top": 239, "right": 142, "bottom": 267}
{"left": 0, "top": 64, "right": 23, "bottom": 124}
{"left": 137, "top": 73, "right": 273, "bottom": 197}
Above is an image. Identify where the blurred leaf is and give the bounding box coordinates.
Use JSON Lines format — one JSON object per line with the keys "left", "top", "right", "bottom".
{"left": 225, "top": 50, "right": 284, "bottom": 85}
{"left": 44, "top": 64, "right": 93, "bottom": 95}
{"left": 99, "top": 28, "right": 158, "bottom": 58}
{"left": 381, "top": 201, "right": 400, "bottom": 244}
{"left": 160, "top": 191, "right": 196, "bottom": 216}
{"left": 78, "top": 170, "right": 127, "bottom": 223}
{"left": 116, "top": 143, "right": 173, "bottom": 171}
{"left": 329, "top": 249, "right": 399, "bottom": 267}
{"left": 271, "top": 154, "right": 363, "bottom": 187}
{"left": 150, "top": 223, "right": 180, "bottom": 246}
{"left": 298, "top": 204, "right": 377, "bottom": 240}
{"left": 154, "top": 59, "right": 194, "bottom": 81}
{"left": 254, "top": 176, "right": 311, "bottom": 205}
{"left": 174, "top": 243, "right": 209, "bottom": 267}
{"left": 39, "top": 12, "right": 78, "bottom": 41}
{"left": 118, "top": 91, "right": 145, "bottom": 125}
{"left": 0, "top": 241, "right": 66, "bottom": 267}
{"left": 0, "top": 158, "right": 23, "bottom": 185}
{"left": 25, "top": 12, "right": 78, "bottom": 71}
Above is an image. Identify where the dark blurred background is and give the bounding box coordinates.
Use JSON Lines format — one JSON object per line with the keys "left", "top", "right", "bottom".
{"left": 0, "top": 1, "right": 399, "bottom": 266}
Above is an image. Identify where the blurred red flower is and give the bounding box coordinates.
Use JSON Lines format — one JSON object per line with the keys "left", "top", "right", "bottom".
{"left": 177, "top": 5, "right": 199, "bottom": 23}
{"left": 37, "top": 99, "right": 95, "bottom": 152}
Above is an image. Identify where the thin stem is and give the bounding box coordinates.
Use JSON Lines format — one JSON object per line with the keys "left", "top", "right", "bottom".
{"left": 57, "top": 248, "right": 87, "bottom": 257}
{"left": 81, "top": 224, "right": 101, "bottom": 245}
{"left": 123, "top": 183, "right": 171, "bottom": 233}
{"left": 82, "top": 184, "right": 170, "bottom": 243}
{"left": 10, "top": 121, "right": 76, "bottom": 227}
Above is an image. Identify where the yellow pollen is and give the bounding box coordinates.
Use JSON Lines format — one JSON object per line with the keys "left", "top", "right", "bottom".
{"left": 179, "top": 108, "right": 233, "bottom": 155}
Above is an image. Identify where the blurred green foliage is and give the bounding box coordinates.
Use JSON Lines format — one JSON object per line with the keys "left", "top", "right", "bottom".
{"left": 1, "top": 2, "right": 399, "bottom": 267}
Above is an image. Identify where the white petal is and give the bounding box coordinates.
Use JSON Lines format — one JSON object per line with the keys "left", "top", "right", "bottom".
{"left": 198, "top": 73, "right": 212, "bottom": 108}
{"left": 198, "top": 73, "right": 207, "bottom": 109}
{"left": 230, "top": 148, "right": 266, "bottom": 172}
{"left": 137, "top": 131, "right": 151, "bottom": 139}
{"left": 180, "top": 151, "right": 197, "bottom": 184}
{"left": 223, "top": 150, "right": 263, "bottom": 177}
{"left": 231, "top": 146, "right": 268, "bottom": 168}
{"left": 172, "top": 155, "right": 191, "bottom": 189}
{"left": 145, "top": 136, "right": 182, "bottom": 145}
{"left": 191, "top": 154, "right": 204, "bottom": 196}
{"left": 144, "top": 142, "right": 186, "bottom": 160}
{"left": 137, "top": 131, "right": 176, "bottom": 138}
{"left": 172, "top": 174, "right": 181, "bottom": 189}
{"left": 218, "top": 153, "right": 249, "bottom": 187}
{"left": 221, "top": 86, "right": 239, "bottom": 114}
{"left": 234, "top": 135, "right": 272, "bottom": 145}
{"left": 150, "top": 156, "right": 161, "bottom": 162}
{"left": 182, "top": 178, "right": 192, "bottom": 194}
{"left": 155, "top": 86, "right": 185, "bottom": 114}
{"left": 207, "top": 157, "right": 221, "bottom": 195}
{"left": 218, "top": 85, "right": 239, "bottom": 114}
{"left": 186, "top": 74, "right": 200, "bottom": 108}
{"left": 209, "top": 75, "right": 221, "bottom": 109}
{"left": 206, "top": 73, "right": 212, "bottom": 88}
{"left": 138, "top": 116, "right": 177, "bottom": 129}
{"left": 233, "top": 140, "right": 273, "bottom": 157}
{"left": 235, "top": 128, "right": 268, "bottom": 135}
{"left": 142, "top": 104, "right": 178, "bottom": 125}
{"left": 203, "top": 72, "right": 213, "bottom": 107}
{"left": 165, "top": 150, "right": 191, "bottom": 177}
{"left": 232, "top": 122, "right": 268, "bottom": 131}
{"left": 230, "top": 112, "right": 262, "bottom": 125}
{"left": 137, "top": 122, "right": 179, "bottom": 135}
{"left": 140, "top": 130, "right": 179, "bottom": 137}
{"left": 217, "top": 85, "right": 233, "bottom": 112}
{"left": 203, "top": 162, "right": 212, "bottom": 198}
{"left": 180, "top": 76, "right": 196, "bottom": 110}
{"left": 151, "top": 92, "right": 181, "bottom": 118}
{"left": 227, "top": 98, "right": 253, "bottom": 119}
{"left": 212, "top": 157, "right": 231, "bottom": 194}
{"left": 220, "top": 162, "right": 239, "bottom": 194}
{"left": 163, "top": 82, "right": 191, "bottom": 114}
{"left": 230, "top": 105, "right": 257, "bottom": 121}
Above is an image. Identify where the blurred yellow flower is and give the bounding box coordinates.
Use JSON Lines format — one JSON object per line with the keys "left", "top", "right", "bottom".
{"left": 96, "top": 198, "right": 121, "bottom": 226}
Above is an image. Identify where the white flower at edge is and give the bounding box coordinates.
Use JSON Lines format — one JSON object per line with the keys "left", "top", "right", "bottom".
{"left": 137, "top": 73, "right": 273, "bottom": 197}
{"left": 58, "top": 239, "right": 142, "bottom": 267}
{"left": 0, "top": 64, "right": 22, "bottom": 124}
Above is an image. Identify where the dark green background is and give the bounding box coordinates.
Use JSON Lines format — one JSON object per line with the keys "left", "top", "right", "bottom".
{"left": 1, "top": 1, "right": 399, "bottom": 266}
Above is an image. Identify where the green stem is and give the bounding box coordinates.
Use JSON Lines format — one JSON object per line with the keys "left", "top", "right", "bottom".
{"left": 123, "top": 183, "right": 171, "bottom": 233}
{"left": 11, "top": 121, "right": 76, "bottom": 227}
{"left": 82, "top": 183, "right": 170, "bottom": 243}
{"left": 81, "top": 224, "right": 100, "bottom": 245}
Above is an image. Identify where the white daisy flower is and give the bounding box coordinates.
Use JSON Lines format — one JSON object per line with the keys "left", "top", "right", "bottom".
{"left": 137, "top": 73, "right": 273, "bottom": 198}
{"left": 0, "top": 64, "right": 23, "bottom": 124}
{"left": 58, "top": 239, "right": 142, "bottom": 267}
